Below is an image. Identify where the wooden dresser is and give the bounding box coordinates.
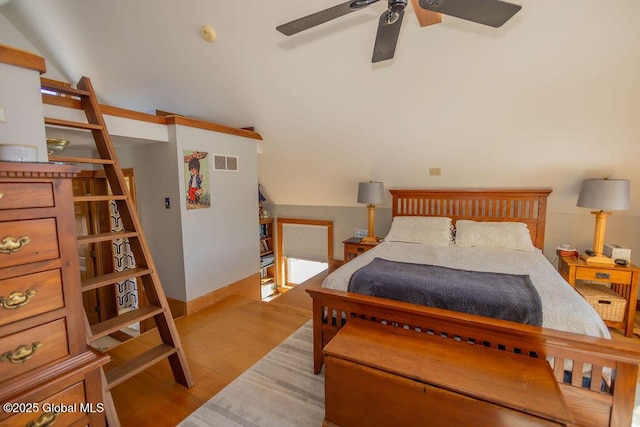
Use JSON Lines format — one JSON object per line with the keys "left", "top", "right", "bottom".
{"left": 0, "top": 162, "right": 108, "bottom": 426}
{"left": 323, "top": 319, "right": 574, "bottom": 427}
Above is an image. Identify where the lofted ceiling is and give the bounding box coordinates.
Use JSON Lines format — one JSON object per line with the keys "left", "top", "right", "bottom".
{"left": 1, "top": 0, "right": 640, "bottom": 212}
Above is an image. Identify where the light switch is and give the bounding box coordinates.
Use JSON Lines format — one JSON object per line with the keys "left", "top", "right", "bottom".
{"left": 0, "top": 107, "right": 6, "bottom": 122}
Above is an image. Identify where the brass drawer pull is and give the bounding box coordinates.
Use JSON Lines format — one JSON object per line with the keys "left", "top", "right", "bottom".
{"left": 28, "top": 411, "right": 59, "bottom": 427}
{"left": 0, "top": 235, "right": 31, "bottom": 254}
{"left": 0, "top": 290, "right": 37, "bottom": 309}
{"left": 0, "top": 341, "right": 43, "bottom": 364}
{"left": 0, "top": 192, "right": 3, "bottom": 199}
{"left": 596, "top": 272, "right": 611, "bottom": 280}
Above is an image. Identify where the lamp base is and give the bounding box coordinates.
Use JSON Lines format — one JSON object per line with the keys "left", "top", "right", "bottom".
{"left": 360, "top": 236, "right": 379, "bottom": 244}
{"left": 581, "top": 252, "right": 615, "bottom": 265}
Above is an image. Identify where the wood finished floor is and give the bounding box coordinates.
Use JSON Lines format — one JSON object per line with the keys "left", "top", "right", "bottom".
{"left": 107, "top": 271, "right": 323, "bottom": 427}
{"left": 108, "top": 269, "right": 640, "bottom": 427}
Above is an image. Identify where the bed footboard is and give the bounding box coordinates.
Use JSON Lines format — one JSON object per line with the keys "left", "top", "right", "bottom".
{"left": 308, "top": 286, "right": 640, "bottom": 427}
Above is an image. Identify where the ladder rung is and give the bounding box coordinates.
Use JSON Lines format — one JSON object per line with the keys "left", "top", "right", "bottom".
{"left": 78, "top": 230, "right": 139, "bottom": 245}
{"left": 45, "top": 117, "right": 103, "bottom": 131}
{"left": 89, "top": 305, "right": 165, "bottom": 342}
{"left": 105, "top": 344, "right": 177, "bottom": 390}
{"left": 41, "top": 83, "right": 91, "bottom": 97}
{"left": 49, "top": 156, "right": 115, "bottom": 165}
{"left": 81, "top": 267, "right": 152, "bottom": 292}
{"left": 74, "top": 195, "right": 128, "bottom": 202}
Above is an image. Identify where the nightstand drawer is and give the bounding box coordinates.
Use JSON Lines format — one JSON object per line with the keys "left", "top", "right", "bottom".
{"left": 346, "top": 245, "right": 368, "bottom": 255}
{"left": 0, "top": 182, "right": 54, "bottom": 210}
{"left": 0, "top": 269, "right": 64, "bottom": 327}
{"left": 575, "top": 267, "right": 631, "bottom": 284}
{"left": 0, "top": 318, "right": 69, "bottom": 382}
{"left": 343, "top": 237, "right": 378, "bottom": 262}
{"left": 0, "top": 218, "right": 59, "bottom": 268}
{"left": 3, "top": 381, "right": 87, "bottom": 427}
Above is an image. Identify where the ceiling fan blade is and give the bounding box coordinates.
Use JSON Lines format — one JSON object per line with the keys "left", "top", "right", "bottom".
{"left": 410, "top": 0, "right": 442, "bottom": 27}
{"left": 277, "top": 0, "right": 381, "bottom": 36}
{"left": 372, "top": 9, "right": 405, "bottom": 63}
{"left": 418, "top": 0, "right": 521, "bottom": 28}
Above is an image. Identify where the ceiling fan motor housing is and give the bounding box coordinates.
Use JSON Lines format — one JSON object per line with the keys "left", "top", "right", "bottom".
{"left": 389, "top": 0, "right": 408, "bottom": 12}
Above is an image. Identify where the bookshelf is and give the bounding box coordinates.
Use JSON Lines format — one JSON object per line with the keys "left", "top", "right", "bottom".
{"left": 260, "top": 217, "right": 277, "bottom": 300}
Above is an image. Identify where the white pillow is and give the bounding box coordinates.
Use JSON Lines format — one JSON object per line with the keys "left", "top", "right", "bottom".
{"left": 385, "top": 216, "right": 453, "bottom": 246}
{"left": 454, "top": 220, "right": 536, "bottom": 252}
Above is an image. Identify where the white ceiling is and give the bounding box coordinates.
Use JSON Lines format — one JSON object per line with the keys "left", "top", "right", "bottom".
{"left": 2, "top": 0, "right": 640, "bottom": 211}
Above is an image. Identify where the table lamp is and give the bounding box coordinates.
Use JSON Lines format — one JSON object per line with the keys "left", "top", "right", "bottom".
{"left": 577, "top": 178, "right": 630, "bottom": 265}
{"left": 357, "top": 181, "right": 385, "bottom": 244}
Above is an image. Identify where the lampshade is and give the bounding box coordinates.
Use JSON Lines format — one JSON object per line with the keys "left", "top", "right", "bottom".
{"left": 357, "top": 181, "right": 385, "bottom": 205}
{"left": 577, "top": 179, "right": 630, "bottom": 211}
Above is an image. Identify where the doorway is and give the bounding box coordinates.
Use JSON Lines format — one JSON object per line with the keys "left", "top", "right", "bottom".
{"left": 276, "top": 218, "right": 333, "bottom": 288}
{"left": 286, "top": 258, "right": 328, "bottom": 285}
{"left": 73, "top": 168, "right": 142, "bottom": 333}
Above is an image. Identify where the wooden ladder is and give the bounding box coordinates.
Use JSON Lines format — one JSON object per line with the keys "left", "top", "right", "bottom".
{"left": 42, "top": 76, "right": 194, "bottom": 426}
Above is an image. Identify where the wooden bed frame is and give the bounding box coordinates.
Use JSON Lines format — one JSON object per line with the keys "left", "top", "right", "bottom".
{"left": 307, "top": 189, "right": 640, "bottom": 427}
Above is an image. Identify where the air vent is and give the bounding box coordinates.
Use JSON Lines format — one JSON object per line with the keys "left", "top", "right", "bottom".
{"left": 213, "top": 154, "right": 239, "bottom": 172}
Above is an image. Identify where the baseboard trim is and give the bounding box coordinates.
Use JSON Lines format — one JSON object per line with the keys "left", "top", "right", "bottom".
{"left": 167, "top": 274, "right": 261, "bottom": 318}
{"left": 176, "top": 273, "right": 261, "bottom": 316}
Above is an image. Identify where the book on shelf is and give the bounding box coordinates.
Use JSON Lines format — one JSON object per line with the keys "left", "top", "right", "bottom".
{"left": 260, "top": 254, "right": 274, "bottom": 268}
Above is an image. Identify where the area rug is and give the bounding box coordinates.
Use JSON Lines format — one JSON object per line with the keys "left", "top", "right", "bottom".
{"left": 179, "top": 319, "right": 640, "bottom": 426}
{"left": 178, "top": 320, "right": 325, "bottom": 427}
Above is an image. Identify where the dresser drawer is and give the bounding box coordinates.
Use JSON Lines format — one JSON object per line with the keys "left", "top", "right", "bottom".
{"left": 0, "top": 182, "right": 54, "bottom": 210}
{"left": 575, "top": 267, "right": 632, "bottom": 284}
{"left": 2, "top": 381, "right": 87, "bottom": 426}
{"left": 0, "top": 218, "right": 59, "bottom": 268}
{"left": 0, "top": 269, "right": 64, "bottom": 327}
{"left": 0, "top": 318, "right": 69, "bottom": 382}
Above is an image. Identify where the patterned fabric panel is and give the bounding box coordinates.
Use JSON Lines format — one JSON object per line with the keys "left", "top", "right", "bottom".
{"left": 110, "top": 201, "right": 138, "bottom": 312}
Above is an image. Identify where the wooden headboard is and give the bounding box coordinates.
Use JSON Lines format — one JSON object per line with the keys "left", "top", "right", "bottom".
{"left": 389, "top": 189, "right": 552, "bottom": 251}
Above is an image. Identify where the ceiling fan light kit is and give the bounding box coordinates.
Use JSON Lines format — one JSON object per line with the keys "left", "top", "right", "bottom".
{"left": 276, "top": 0, "right": 522, "bottom": 63}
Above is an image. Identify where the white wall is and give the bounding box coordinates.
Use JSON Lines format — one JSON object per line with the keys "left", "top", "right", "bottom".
{"left": 0, "top": 12, "right": 65, "bottom": 160}
{"left": 0, "top": 61, "right": 47, "bottom": 161}
{"left": 117, "top": 125, "right": 259, "bottom": 302}
{"left": 174, "top": 125, "right": 259, "bottom": 302}
{"left": 255, "top": 0, "right": 640, "bottom": 272}
{"left": 117, "top": 139, "right": 187, "bottom": 301}
{"left": 0, "top": 13, "right": 65, "bottom": 82}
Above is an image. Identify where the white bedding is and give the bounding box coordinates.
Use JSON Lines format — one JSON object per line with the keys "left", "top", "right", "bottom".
{"left": 323, "top": 241, "right": 611, "bottom": 339}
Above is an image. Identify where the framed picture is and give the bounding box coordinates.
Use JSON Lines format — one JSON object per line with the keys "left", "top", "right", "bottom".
{"left": 184, "top": 150, "right": 210, "bottom": 209}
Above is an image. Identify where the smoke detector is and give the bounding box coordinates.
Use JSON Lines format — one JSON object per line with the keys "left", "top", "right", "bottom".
{"left": 201, "top": 25, "right": 217, "bottom": 42}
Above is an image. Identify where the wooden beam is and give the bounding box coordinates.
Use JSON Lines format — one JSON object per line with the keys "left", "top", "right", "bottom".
{"left": 0, "top": 43, "right": 46, "bottom": 73}
{"left": 41, "top": 77, "right": 262, "bottom": 140}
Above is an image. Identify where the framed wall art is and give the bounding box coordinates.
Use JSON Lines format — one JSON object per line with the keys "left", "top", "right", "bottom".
{"left": 184, "top": 150, "right": 210, "bottom": 209}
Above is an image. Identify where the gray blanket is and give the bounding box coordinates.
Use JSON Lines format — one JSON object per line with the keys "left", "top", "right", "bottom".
{"left": 347, "top": 257, "right": 543, "bottom": 326}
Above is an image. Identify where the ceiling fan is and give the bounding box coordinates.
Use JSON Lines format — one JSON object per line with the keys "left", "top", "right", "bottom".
{"left": 276, "top": 0, "right": 522, "bottom": 63}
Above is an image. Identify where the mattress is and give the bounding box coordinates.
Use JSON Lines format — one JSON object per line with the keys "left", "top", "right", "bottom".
{"left": 322, "top": 241, "right": 611, "bottom": 339}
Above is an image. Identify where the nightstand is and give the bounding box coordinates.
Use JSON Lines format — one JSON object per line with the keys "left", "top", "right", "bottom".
{"left": 558, "top": 256, "right": 639, "bottom": 337}
{"left": 343, "top": 237, "right": 379, "bottom": 262}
